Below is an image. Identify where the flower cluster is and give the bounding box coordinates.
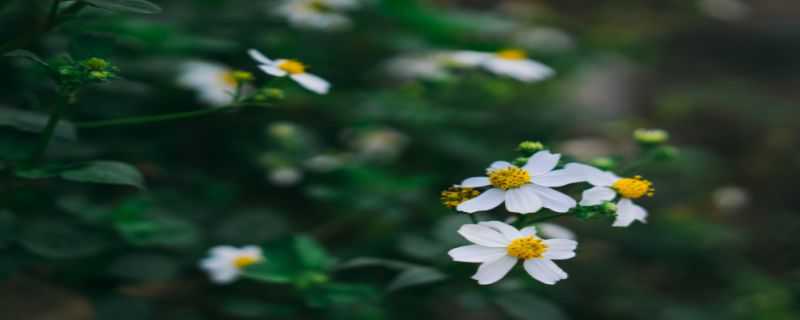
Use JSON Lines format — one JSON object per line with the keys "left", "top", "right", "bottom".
{"left": 445, "top": 139, "right": 664, "bottom": 285}
{"left": 386, "top": 49, "right": 555, "bottom": 82}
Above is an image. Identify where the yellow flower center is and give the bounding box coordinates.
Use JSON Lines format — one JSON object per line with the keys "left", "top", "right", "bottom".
{"left": 278, "top": 60, "right": 306, "bottom": 74}
{"left": 440, "top": 186, "right": 481, "bottom": 208}
{"left": 232, "top": 255, "right": 260, "bottom": 269}
{"left": 496, "top": 49, "right": 527, "bottom": 60}
{"left": 308, "top": 0, "right": 332, "bottom": 12}
{"left": 612, "top": 176, "right": 654, "bottom": 199}
{"left": 507, "top": 236, "right": 548, "bottom": 260}
{"left": 220, "top": 71, "right": 254, "bottom": 87}
{"left": 488, "top": 166, "right": 531, "bottom": 190}
{"left": 220, "top": 71, "right": 238, "bottom": 87}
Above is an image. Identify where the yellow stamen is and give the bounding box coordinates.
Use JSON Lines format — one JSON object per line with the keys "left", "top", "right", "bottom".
{"left": 496, "top": 49, "right": 527, "bottom": 60}
{"left": 220, "top": 71, "right": 238, "bottom": 87}
{"left": 308, "top": 0, "right": 332, "bottom": 12}
{"left": 612, "top": 176, "right": 655, "bottom": 199}
{"left": 507, "top": 236, "right": 548, "bottom": 260}
{"left": 232, "top": 255, "right": 259, "bottom": 269}
{"left": 440, "top": 186, "right": 480, "bottom": 208}
{"left": 488, "top": 166, "right": 531, "bottom": 190}
{"left": 278, "top": 60, "right": 306, "bottom": 74}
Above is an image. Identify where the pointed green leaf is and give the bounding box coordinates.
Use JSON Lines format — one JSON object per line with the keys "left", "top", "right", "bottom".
{"left": 60, "top": 161, "right": 145, "bottom": 189}
{"left": 81, "top": 0, "right": 163, "bottom": 14}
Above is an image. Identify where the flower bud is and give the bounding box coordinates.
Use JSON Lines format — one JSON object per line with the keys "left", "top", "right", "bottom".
{"left": 231, "top": 70, "right": 254, "bottom": 82}
{"left": 590, "top": 157, "right": 616, "bottom": 170}
{"left": 634, "top": 128, "right": 669, "bottom": 145}
{"left": 602, "top": 202, "right": 618, "bottom": 215}
{"left": 82, "top": 57, "right": 110, "bottom": 71}
{"left": 517, "top": 141, "right": 544, "bottom": 155}
{"left": 512, "top": 156, "right": 529, "bottom": 167}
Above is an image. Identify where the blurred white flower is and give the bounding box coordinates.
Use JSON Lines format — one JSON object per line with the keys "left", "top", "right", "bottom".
{"left": 570, "top": 163, "right": 653, "bottom": 227}
{"left": 700, "top": 0, "right": 750, "bottom": 21}
{"left": 269, "top": 166, "right": 304, "bottom": 186}
{"left": 276, "top": 0, "right": 358, "bottom": 31}
{"left": 536, "top": 223, "right": 576, "bottom": 240}
{"left": 712, "top": 186, "right": 750, "bottom": 213}
{"left": 249, "top": 49, "right": 330, "bottom": 94}
{"left": 457, "top": 150, "right": 583, "bottom": 214}
{"left": 513, "top": 27, "right": 575, "bottom": 53}
{"left": 449, "top": 221, "right": 577, "bottom": 285}
{"left": 384, "top": 52, "right": 452, "bottom": 81}
{"left": 559, "top": 138, "right": 614, "bottom": 161}
{"left": 448, "top": 49, "right": 554, "bottom": 82}
{"left": 304, "top": 154, "right": 345, "bottom": 172}
{"left": 177, "top": 61, "right": 239, "bottom": 107}
{"left": 199, "top": 245, "right": 263, "bottom": 284}
{"left": 349, "top": 128, "right": 409, "bottom": 160}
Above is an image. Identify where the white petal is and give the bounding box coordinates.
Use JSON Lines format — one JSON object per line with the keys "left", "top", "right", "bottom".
{"left": 210, "top": 267, "right": 240, "bottom": 284}
{"left": 519, "top": 226, "right": 538, "bottom": 237}
{"left": 487, "top": 161, "right": 513, "bottom": 172}
{"left": 457, "top": 188, "right": 505, "bottom": 213}
{"left": 537, "top": 223, "right": 576, "bottom": 240}
{"left": 460, "top": 177, "right": 491, "bottom": 188}
{"left": 534, "top": 165, "right": 587, "bottom": 187}
{"left": 210, "top": 245, "right": 238, "bottom": 258}
{"left": 471, "top": 255, "right": 517, "bottom": 285}
{"left": 565, "top": 163, "right": 618, "bottom": 186}
{"left": 614, "top": 199, "right": 648, "bottom": 227}
{"left": 484, "top": 59, "right": 555, "bottom": 82}
{"left": 448, "top": 245, "right": 507, "bottom": 263}
{"left": 580, "top": 186, "right": 617, "bottom": 206}
{"left": 240, "top": 245, "right": 263, "bottom": 259}
{"left": 530, "top": 185, "right": 576, "bottom": 213}
{"left": 504, "top": 185, "right": 543, "bottom": 214}
{"left": 248, "top": 49, "right": 273, "bottom": 64}
{"left": 523, "top": 259, "right": 567, "bottom": 285}
{"left": 524, "top": 150, "right": 560, "bottom": 176}
{"left": 259, "top": 65, "right": 288, "bottom": 77}
{"left": 290, "top": 73, "right": 330, "bottom": 94}
{"left": 543, "top": 250, "right": 576, "bottom": 260}
{"left": 457, "top": 224, "right": 510, "bottom": 247}
{"left": 543, "top": 239, "right": 578, "bottom": 251}
{"left": 448, "top": 51, "right": 491, "bottom": 67}
{"left": 478, "top": 221, "right": 522, "bottom": 241}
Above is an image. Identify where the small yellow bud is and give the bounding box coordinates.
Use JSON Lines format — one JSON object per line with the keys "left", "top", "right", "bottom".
{"left": 83, "top": 57, "right": 110, "bottom": 71}
{"left": 517, "top": 141, "right": 544, "bottom": 155}
{"left": 634, "top": 128, "right": 669, "bottom": 144}
{"left": 232, "top": 71, "right": 254, "bottom": 82}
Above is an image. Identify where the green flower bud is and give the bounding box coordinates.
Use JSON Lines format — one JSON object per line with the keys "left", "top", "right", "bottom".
{"left": 512, "top": 156, "right": 529, "bottom": 167}
{"left": 261, "top": 88, "right": 284, "bottom": 100}
{"left": 602, "top": 202, "right": 618, "bottom": 215}
{"left": 590, "top": 157, "right": 616, "bottom": 170}
{"left": 82, "top": 57, "right": 110, "bottom": 71}
{"left": 634, "top": 128, "right": 669, "bottom": 145}
{"left": 652, "top": 145, "right": 679, "bottom": 161}
{"left": 88, "top": 70, "right": 111, "bottom": 81}
{"left": 517, "top": 141, "right": 544, "bottom": 156}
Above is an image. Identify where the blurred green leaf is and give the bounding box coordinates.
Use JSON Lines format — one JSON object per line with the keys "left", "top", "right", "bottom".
{"left": 386, "top": 267, "right": 447, "bottom": 292}
{"left": 293, "top": 235, "right": 334, "bottom": 271}
{"left": 494, "top": 292, "right": 567, "bottom": 320}
{"left": 221, "top": 297, "right": 296, "bottom": 318}
{"left": 59, "top": 161, "right": 145, "bottom": 189}
{"left": 0, "top": 107, "right": 76, "bottom": 139}
{"left": 115, "top": 217, "right": 199, "bottom": 248}
{"left": 305, "top": 282, "right": 379, "bottom": 308}
{"left": 240, "top": 261, "right": 294, "bottom": 284}
{"left": 0, "top": 210, "right": 16, "bottom": 249}
{"left": 106, "top": 253, "right": 179, "bottom": 281}
{"left": 19, "top": 220, "right": 109, "bottom": 258}
{"left": 4, "top": 50, "right": 49, "bottom": 67}
{"left": 81, "top": 0, "right": 163, "bottom": 14}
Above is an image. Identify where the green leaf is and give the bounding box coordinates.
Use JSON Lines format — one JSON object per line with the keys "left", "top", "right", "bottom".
{"left": 4, "top": 50, "right": 49, "bottom": 67}
{"left": 240, "top": 261, "right": 294, "bottom": 284}
{"left": 106, "top": 253, "right": 179, "bottom": 281}
{"left": 293, "top": 235, "right": 334, "bottom": 271}
{"left": 19, "top": 220, "right": 109, "bottom": 258}
{"left": 81, "top": 0, "right": 163, "bottom": 14}
{"left": 115, "top": 217, "right": 199, "bottom": 248}
{"left": 494, "top": 292, "right": 567, "bottom": 320}
{"left": 386, "top": 267, "right": 447, "bottom": 292}
{"left": 59, "top": 161, "right": 145, "bottom": 189}
{"left": 0, "top": 107, "right": 77, "bottom": 140}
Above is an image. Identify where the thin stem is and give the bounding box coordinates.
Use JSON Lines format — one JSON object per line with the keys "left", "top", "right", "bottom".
{"left": 75, "top": 106, "right": 237, "bottom": 128}
{"left": 468, "top": 213, "right": 478, "bottom": 224}
{"left": 45, "top": 0, "right": 61, "bottom": 30}
{"left": 28, "top": 97, "right": 67, "bottom": 164}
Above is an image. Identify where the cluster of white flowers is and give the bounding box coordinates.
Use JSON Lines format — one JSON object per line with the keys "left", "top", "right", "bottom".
{"left": 386, "top": 49, "right": 555, "bottom": 82}
{"left": 275, "top": 0, "right": 359, "bottom": 31}
{"left": 447, "top": 149, "right": 655, "bottom": 285}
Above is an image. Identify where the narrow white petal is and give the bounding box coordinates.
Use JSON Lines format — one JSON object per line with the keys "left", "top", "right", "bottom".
{"left": 613, "top": 199, "right": 648, "bottom": 227}
{"left": 259, "top": 65, "right": 288, "bottom": 77}
{"left": 478, "top": 221, "right": 522, "bottom": 241}
{"left": 448, "top": 51, "right": 491, "bottom": 67}
{"left": 484, "top": 59, "right": 554, "bottom": 82}
{"left": 524, "top": 150, "right": 560, "bottom": 176}
{"left": 534, "top": 164, "right": 587, "bottom": 187}
{"left": 210, "top": 267, "right": 240, "bottom": 284}
{"left": 543, "top": 250, "right": 576, "bottom": 260}
{"left": 457, "top": 224, "right": 509, "bottom": 247}
{"left": 248, "top": 49, "right": 273, "bottom": 64}
{"left": 290, "top": 73, "right": 330, "bottom": 94}
{"left": 530, "top": 185, "right": 576, "bottom": 213}
{"left": 523, "top": 259, "right": 567, "bottom": 285}
{"left": 565, "top": 163, "right": 618, "bottom": 186}
{"left": 210, "top": 245, "right": 238, "bottom": 258}
{"left": 488, "top": 161, "right": 513, "bottom": 172}
{"left": 457, "top": 188, "right": 505, "bottom": 213}
{"left": 537, "top": 223, "right": 576, "bottom": 240}
{"left": 504, "top": 185, "right": 543, "bottom": 214}
{"left": 543, "top": 239, "right": 578, "bottom": 251}
{"left": 519, "top": 226, "right": 538, "bottom": 237}
{"left": 471, "top": 255, "right": 517, "bottom": 285}
{"left": 448, "top": 245, "right": 507, "bottom": 263}
{"left": 580, "top": 186, "right": 617, "bottom": 206}
{"left": 460, "top": 177, "right": 491, "bottom": 188}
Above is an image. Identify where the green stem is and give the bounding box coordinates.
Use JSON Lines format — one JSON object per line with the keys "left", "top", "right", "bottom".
{"left": 75, "top": 106, "right": 238, "bottom": 128}
{"left": 28, "top": 97, "right": 67, "bottom": 164}
{"left": 45, "top": 0, "right": 61, "bottom": 30}
{"left": 468, "top": 214, "right": 478, "bottom": 224}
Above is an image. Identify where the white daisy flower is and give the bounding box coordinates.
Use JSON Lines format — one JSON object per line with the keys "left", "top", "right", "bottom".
{"left": 177, "top": 61, "right": 245, "bottom": 107}
{"left": 276, "top": 0, "right": 358, "bottom": 31}
{"left": 449, "top": 221, "right": 577, "bottom": 285}
{"left": 248, "top": 49, "right": 331, "bottom": 95}
{"left": 199, "top": 245, "right": 264, "bottom": 284}
{"left": 384, "top": 53, "right": 451, "bottom": 81}
{"left": 447, "top": 49, "right": 555, "bottom": 82}
{"left": 568, "top": 163, "right": 654, "bottom": 227}
{"left": 456, "top": 150, "right": 584, "bottom": 214}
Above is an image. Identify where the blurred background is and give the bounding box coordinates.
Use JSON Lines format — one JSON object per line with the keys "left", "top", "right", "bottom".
{"left": 1, "top": 0, "right": 799, "bottom": 319}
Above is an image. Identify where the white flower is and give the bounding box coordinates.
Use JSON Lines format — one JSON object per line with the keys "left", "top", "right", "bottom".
{"left": 384, "top": 52, "right": 453, "bottom": 81}
{"left": 177, "top": 61, "right": 239, "bottom": 107}
{"left": 448, "top": 49, "right": 554, "bottom": 82}
{"left": 569, "top": 163, "right": 653, "bottom": 227}
{"left": 537, "top": 223, "right": 576, "bottom": 240}
{"left": 248, "top": 49, "right": 331, "bottom": 94}
{"left": 199, "top": 245, "right": 264, "bottom": 284}
{"left": 449, "top": 221, "right": 577, "bottom": 285}
{"left": 276, "top": 0, "right": 358, "bottom": 31}
{"left": 456, "top": 150, "right": 584, "bottom": 214}
{"left": 269, "top": 166, "right": 304, "bottom": 186}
